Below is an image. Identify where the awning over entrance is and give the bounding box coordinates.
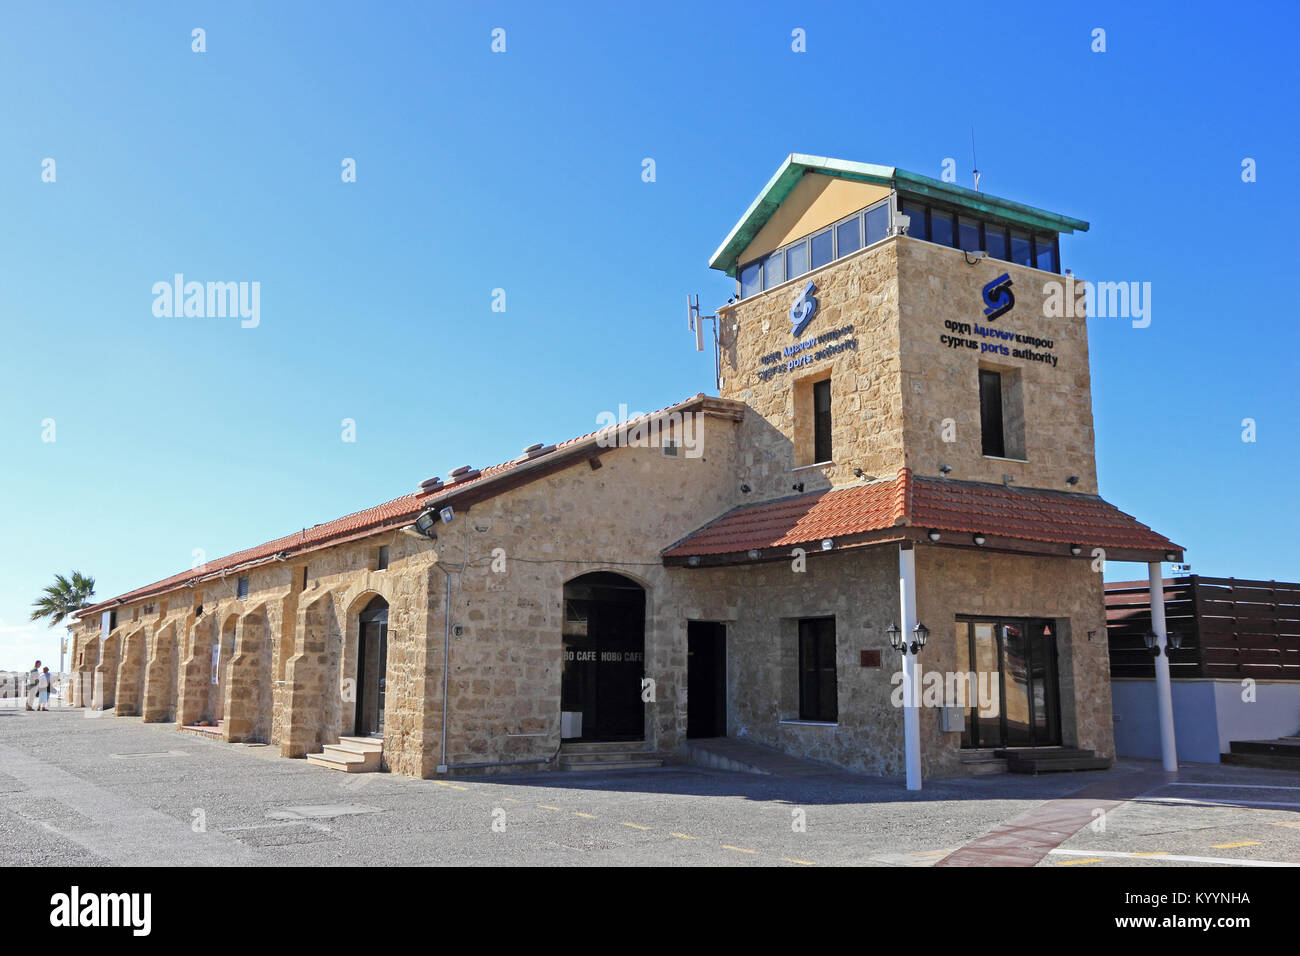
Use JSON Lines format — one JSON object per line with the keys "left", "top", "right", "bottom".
{"left": 662, "top": 469, "right": 1184, "bottom": 566}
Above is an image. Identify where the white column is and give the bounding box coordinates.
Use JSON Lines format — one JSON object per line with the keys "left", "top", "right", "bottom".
{"left": 899, "top": 546, "right": 922, "bottom": 790}
{"left": 1149, "top": 561, "right": 1178, "bottom": 772}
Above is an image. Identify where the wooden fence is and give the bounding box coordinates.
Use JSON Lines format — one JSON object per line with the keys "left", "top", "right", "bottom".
{"left": 1106, "top": 576, "right": 1300, "bottom": 680}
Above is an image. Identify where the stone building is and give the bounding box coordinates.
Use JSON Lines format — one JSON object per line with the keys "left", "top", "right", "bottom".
{"left": 71, "top": 154, "right": 1182, "bottom": 782}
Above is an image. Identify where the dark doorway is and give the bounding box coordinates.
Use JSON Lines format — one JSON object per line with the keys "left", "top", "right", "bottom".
{"left": 687, "top": 622, "right": 726, "bottom": 738}
{"left": 956, "top": 617, "right": 1061, "bottom": 749}
{"left": 561, "top": 572, "right": 646, "bottom": 742}
{"left": 355, "top": 596, "right": 389, "bottom": 737}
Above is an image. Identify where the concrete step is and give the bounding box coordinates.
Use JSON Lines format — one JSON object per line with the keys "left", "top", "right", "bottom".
{"left": 307, "top": 737, "right": 383, "bottom": 773}
{"left": 558, "top": 750, "right": 656, "bottom": 764}
{"left": 558, "top": 758, "right": 663, "bottom": 772}
{"left": 338, "top": 735, "right": 384, "bottom": 754}
{"left": 559, "top": 741, "right": 647, "bottom": 754}
{"left": 682, "top": 737, "right": 840, "bottom": 777}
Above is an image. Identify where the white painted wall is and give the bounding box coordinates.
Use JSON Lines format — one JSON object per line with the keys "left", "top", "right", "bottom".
{"left": 1112, "top": 678, "right": 1300, "bottom": 763}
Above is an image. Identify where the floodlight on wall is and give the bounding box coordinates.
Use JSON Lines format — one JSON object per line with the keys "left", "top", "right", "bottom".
{"left": 939, "top": 464, "right": 952, "bottom": 476}
{"left": 687, "top": 556, "right": 701, "bottom": 567}
{"left": 972, "top": 534, "right": 986, "bottom": 547}
{"left": 747, "top": 549, "right": 760, "bottom": 560}
{"left": 413, "top": 510, "right": 440, "bottom": 538}
{"left": 1164, "top": 552, "right": 1178, "bottom": 562}
{"left": 1066, "top": 475, "right": 1080, "bottom": 487}
{"left": 1070, "top": 544, "right": 1083, "bottom": 556}
{"left": 927, "top": 530, "right": 941, "bottom": 542}
{"left": 821, "top": 539, "right": 833, "bottom": 551}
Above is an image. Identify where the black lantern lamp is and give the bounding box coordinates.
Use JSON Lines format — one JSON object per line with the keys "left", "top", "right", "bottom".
{"left": 1143, "top": 628, "right": 1162, "bottom": 657}
{"left": 912, "top": 621, "right": 929, "bottom": 653}
{"left": 1167, "top": 630, "right": 1182, "bottom": 651}
{"left": 886, "top": 623, "right": 903, "bottom": 652}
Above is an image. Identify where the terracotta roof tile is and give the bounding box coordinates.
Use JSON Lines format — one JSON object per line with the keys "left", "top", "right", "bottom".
{"left": 663, "top": 469, "right": 1183, "bottom": 560}
{"left": 79, "top": 394, "right": 740, "bottom": 618}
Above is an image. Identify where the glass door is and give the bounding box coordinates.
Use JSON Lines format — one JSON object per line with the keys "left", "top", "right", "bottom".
{"left": 957, "top": 618, "right": 1060, "bottom": 749}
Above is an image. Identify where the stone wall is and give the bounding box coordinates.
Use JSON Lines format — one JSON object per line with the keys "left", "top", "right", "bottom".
{"left": 896, "top": 237, "right": 1098, "bottom": 494}
{"left": 717, "top": 239, "right": 904, "bottom": 502}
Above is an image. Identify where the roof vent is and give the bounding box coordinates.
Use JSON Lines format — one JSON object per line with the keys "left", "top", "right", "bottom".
{"left": 449, "top": 466, "right": 481, "bottom": 483}
{"left": 419, "top": 476, "right": 443, "bottom": 493}
{"left": 514, "top": 442, "right": 557, "bottom": 463}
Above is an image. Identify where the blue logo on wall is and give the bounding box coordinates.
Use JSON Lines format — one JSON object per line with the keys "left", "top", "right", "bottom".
{"left": 790, "top": 280, "right": 818, "bottom": 336}
{"left": 982, "top": 273, "right": 1015, "bottom": 321}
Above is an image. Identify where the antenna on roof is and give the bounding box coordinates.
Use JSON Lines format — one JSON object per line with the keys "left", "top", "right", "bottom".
{"left": 686, "top": 294, "right": 721, "bottom": 392}
{"left": 971, "top": 127, "right": 981, "bottom": 192}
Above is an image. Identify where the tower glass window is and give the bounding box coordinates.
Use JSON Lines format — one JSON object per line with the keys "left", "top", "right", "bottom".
{"left": 763, "top": 249, "right": 784, "bottom": 289}
{"left": 979, "top": 369, "right": 1005, "bottom": 458}
{"left": 835, "top": 217, "right": 860, "bottom": 257}
{"left": 813, "top": 378, "right": 832, "bottom": 463}
{"left": 810, "top": 228, "right": 833, "bottom": 269}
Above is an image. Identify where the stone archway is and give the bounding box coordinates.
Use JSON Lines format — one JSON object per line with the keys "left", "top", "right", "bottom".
{"left": 142, "top": 622, "right": 179, "bottom": 722}
{"left": 224, "top": 605, "right": 273, "bottom": 743}
{"left": 94, "top": 629, "right": 123, "bottom": 710}
{"left": 282, "top": 590, "right": 342, "bottom": 758}
{"left": 560, "top": 571, "right": 648, "bottom": 742}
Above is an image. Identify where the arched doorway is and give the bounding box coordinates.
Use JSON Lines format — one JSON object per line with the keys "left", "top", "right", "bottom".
{"left": 354, "top": 596, "right": 388, "bottom": 737}
{"left": 561, "top": 572, "right": 646, "bottom": 742}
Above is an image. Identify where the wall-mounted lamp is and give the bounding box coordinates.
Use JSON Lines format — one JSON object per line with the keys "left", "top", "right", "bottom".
{"left": 687, "top": 556, "right": 701, "bottom": 567}
{"left": 963, "top": 250, "right": 989, "bottom": 266}
{"left": 972, "top": 534, "right": 986, "bottom": 547}
{"left": 927, "top": 530, "right": 941, "bottom": 542}
{"left": 413, "top": 510, "right": 440, "bottom": 538}
{"left": 747, "top": 549, "right": 760, "bottom": 560}
{"left": 1143, "top": 629, "right": 1162, "bottom": 657}
{"left": 1066, "top": 475, "right": 1080, "bottom": 487}
{"left": 939, "top": 464, "right": 952, "bottom": 476}
{"left": 1164, "top": 552, "right": 1178, "bottom": 562}
{"left": 1167, "top": 630, "right": 1183, "bottom": 650}
{"left": 792, "top": 482, "right": 805, "bottom": 493}
{"left": 440, "top": 506, "right": 455, "bottom": 524}
{"left": 888, "top": 622, "right": 929, "bottom": 654}
{"left": 820, "top": 539, "right": 833, "bottom": 551}
{"left": 1069, "top": 544, "right": 1083, "bottom": 556}
{"left": 740, "top": 483, "right": 751, "bottom": 494}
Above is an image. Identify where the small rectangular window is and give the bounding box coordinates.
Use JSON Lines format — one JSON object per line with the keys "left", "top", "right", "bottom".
{"left": 959, "top": 216, "right": 982, "bottom": 252}
{"left": 798, "top": 617, "right": 837, "bottom": 722}
{"left": 979, "top": 369, "right": 1006, "bottom": 458}
{"left": 813, "top": 378, "right": 832, "bottom": 463}
{"left": 237, "top": 576, "right": 249, "bottom": 600}
{"left": 1034, "top": 235, "right": 1058, "bottom": 273}
{"left": 864, "top": 204, "right": 889, "bottom": 246}
{"left": 763, "top": 249, "right": 784, "bottom": 289}
{"left": 901, "top": 201, "right": 928, "bottom": 241}
{"left": 739, "top": 261, "right": 761, "bottom": 298}
{"left": 985, "top": 224, "right": 1007, "bottom": 260}
{"left": 810, "top": 229, "right": 833, "bottom": 268}
{"left": 786, "top": 240, "right": 808, "bottom": 280}
{"left": 377, "top": 546, "right": 389, "bottom": 571}
{"left": 930, "top": 209, "right": 955, "bottom": 247}
{"left": 1010, "top": 231, "right": 1033, "bottom": 266}
{"left": 835, "top": 217, "right": 860, "bottom": 258}
{"left": 302, "top": 565, "right": 309, "bottom": 589}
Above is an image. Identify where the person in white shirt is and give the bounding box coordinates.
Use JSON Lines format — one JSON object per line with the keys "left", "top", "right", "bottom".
{"left": 37, "top": 667, "right": 52, "bottom": 711}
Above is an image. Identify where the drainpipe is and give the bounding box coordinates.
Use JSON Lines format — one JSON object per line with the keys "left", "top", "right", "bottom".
{"left": 899, "top": 544, "right": 922, "bottom": 791}
{"left": 436, "top": 564, "right": 451, "bottom": 774}
{"left": 1149, "top": 561, "right": 1178, "bottom": 772}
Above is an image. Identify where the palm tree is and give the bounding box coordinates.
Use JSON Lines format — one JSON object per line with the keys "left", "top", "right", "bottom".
{"left": 30, "top": 572, "right": 96, "bottom": 628}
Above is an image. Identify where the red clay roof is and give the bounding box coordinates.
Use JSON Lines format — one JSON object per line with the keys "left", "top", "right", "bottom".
{"left": 78, "top": 394, "right": 742, "bottom": 619}
{"left": 663, "top": 469, "right": 1183, "bottom": 561}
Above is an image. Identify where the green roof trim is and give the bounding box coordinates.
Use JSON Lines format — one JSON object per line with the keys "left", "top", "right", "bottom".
{"left": 708, "top": 154, "right": 1090, "bottom": 277}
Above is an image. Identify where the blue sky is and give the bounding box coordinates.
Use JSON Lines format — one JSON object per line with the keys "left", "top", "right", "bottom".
{"left": 1, "top": 1, "right": 1296, "bottom": 669}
